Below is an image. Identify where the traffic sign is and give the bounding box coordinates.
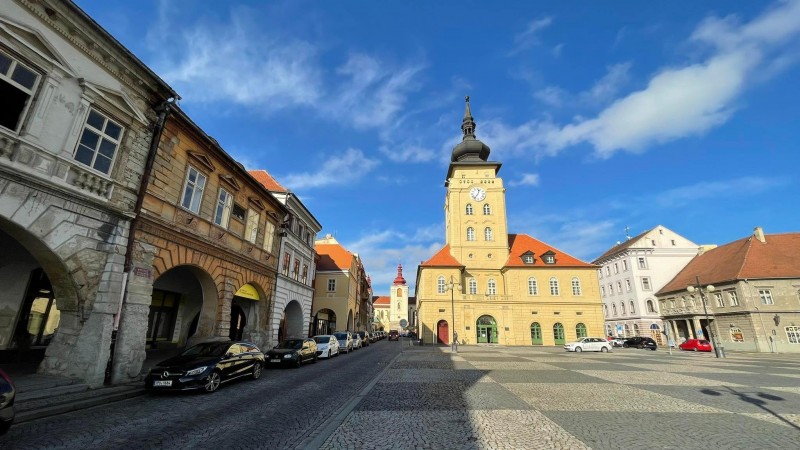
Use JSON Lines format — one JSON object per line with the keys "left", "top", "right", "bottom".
{"left": 400, "top": 319, "right": 408, "bottom": 328}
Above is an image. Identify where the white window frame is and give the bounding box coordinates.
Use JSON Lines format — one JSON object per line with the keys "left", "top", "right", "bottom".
{"left": 629, "top": 301, "right": 635, "bottom": 314}
{"left": 484, "top": 227, "right": 493, "bottom": 241}
{"left": 625, "top": 279, "right": 631, "bottom": 292}
{"left": 74, "top": 108, "right": 124, "bottom": 175}
{"left": 466, "top": 227, "right": 475, "bottom": 241}
{"left": 549, "top": 277, "right": 559, "bottom": 296}
{"left": 759, "top": 289, "right": 774, "bottom": 305}
{"left": 638, "top": 257, "right": 648, "bottom": 269}
{"left": 544, "top": 255, "right": 555, "bottom": 264}
{"left": 487, "top": 279, "right": 497, "bottom": 295}
{"left": 181, "top": 166, "right": 207, "bottom": 214}
{"left": 622, "top": 260, "right": 628, "bottom": 271}
{"left": 0, "top": 50, "right": 40, "bottom": 133}
{"left": 523, "top": 255, "right": 534, "bottom": 264}
{"left": 213, "top": 188, "right": 233, "bottom": 228}
{"left": 437, "top": 276, "right": 446, "bottom": 294}
{"left": 263, "top": 221, "right": 276, "bottom": 253}
{"left": 613, "top": 263, "right": 619, "bottom": 274}
{"left": 647, "top": 300, "right": 655, "bottom": 313}
{"left": 601, "top": 286, "right": 606, "bottom": 297}
{"left": 469, "top": 278, "right": 477, "bottom": 295}
{"left": 465, "top": 204, "right": 473, "bottom": 215}
{"left": 528, "top": 277, "right": 538, "bottom": 296}
{"left": 786, "top": 326, "right": 800, "bottom": 344}
{"left": 728, "top": 291, "right": 739, "bottom": 306}
{"left": 245, "top": 209, "right": 259, "bottom": 244}
{"left": 571, "top": 277, "right": 581, "bottom": 296}
{"left": 715, "top": 292, "right": 724, "bottom": 308}
{"left": 327, "top": 278, "right": 336, "bottom": 292}
{"left": 641, "top": 277, "right": 652, "bottom": 291}
{"left": 483, "top": 204, "right": 491, "bottom": 215}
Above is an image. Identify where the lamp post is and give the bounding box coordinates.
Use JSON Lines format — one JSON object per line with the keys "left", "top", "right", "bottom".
{"left": 446, "top": 275, "right": 460, "bottom": 353}
{"left": 687, "top": 276, "right": 724, "bottom": 358}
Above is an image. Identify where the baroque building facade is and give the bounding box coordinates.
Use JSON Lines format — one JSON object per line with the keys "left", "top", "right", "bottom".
{"left": 313, "top": 235, "right": 370, "bottom": 334}
{"left": 592, "top": 225, "right": 698, "bottom": 344}
{"left": 415, "top": 98, "right": 603, "bottom": 347}
{"left": 0, "top": 0, "right": 175, "bottom": 385}
{"left": 249, "top": 169, "right": 322, "bottom": 343}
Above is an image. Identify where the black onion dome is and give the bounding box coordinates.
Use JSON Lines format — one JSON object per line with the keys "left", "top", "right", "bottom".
{"left": 451, "top": 96, "right": 491, "bottom": 162}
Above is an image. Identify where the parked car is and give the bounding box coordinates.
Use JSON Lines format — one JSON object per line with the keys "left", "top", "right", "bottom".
{"left": 334, "top": 331, "right": 353, "bottom": 353}
{"left": 610, "top": 337, "right": 627, "bottom": 347}
{"left": 388, "top": 330, "right": 399, "bottom": 341}
{"left": 623, "top": 337, "right": 658, "bottom": 350}
{"left": 564, "top": 337, "right": 613, "bottom": 353}
{"left": 313, "top": 335, "right": 340, "bottom": 358}
{"left": 357, "top": 331, "right": 370, "bottom": 347}
{"left": 267, "top": 338, "right": 318, "bottom": 367}
{"left": 145, "top": 341, "right": 265, "bottom": 393}
{"left": 679, "top": 339, "right": 712, "bottom": 352}
{"left": 352, "top": 333, "right": 363, "bottom": 350}
{"left": 0, "top": 368, "right": 14, "bottom": 435}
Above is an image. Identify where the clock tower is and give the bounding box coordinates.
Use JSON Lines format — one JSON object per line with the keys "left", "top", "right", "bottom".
{"left": 445, "top": 97, "right": 509, "bottom": 270}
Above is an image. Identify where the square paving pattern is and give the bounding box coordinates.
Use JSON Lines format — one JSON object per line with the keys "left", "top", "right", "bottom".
{"left": 321, "top": 346, "right": 800, "bottom": 449}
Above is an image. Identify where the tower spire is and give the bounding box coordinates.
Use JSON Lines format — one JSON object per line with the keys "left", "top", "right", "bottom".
{"left": 461, "top": 95, "right": 476, "bottom": 139}
{"left": 393, "top": 263, "right": 406, "bottom": 285}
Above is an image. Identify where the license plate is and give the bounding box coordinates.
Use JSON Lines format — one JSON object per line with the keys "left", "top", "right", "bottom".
{"left": 270, "top": 359, "right": 281, "bottom": 363}
{"left": 153, "top": 380, "right": 172, "bottom": 387}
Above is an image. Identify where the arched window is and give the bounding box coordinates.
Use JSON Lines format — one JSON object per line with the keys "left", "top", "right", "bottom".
{"left": 621, "top": 302, "right": 626, "bottom": 315}
{"left": 629, "top": 301, "right": 635, "bottom": 314}
{"left": 530, "top": 322, "right": 542, "bottom": 345}
{"left": 612, "top": 304, "right": 618, "bottom": 316}
{"left": 483, "top": 203, "right": 491, "bottom": 215}
{"left": 466, "top": 204, "right": 473, "bottom": 215}
{"left": 553, "top": 323, "right": 565, "bottom": 342}
{"left": 487, "top": 279, "right": 497, "bottom": 295}
{"left": 606, "top": 324, "right": 613, "bottom": 336}
{"left": 571, "top": 277, "right": 581, "bottom": 295}
{"left": 624, "top": 324, "right": 631, "bottom": 337}
{"left": 576, "top": 323, "right": 587, "bottom": 338}
{"left": 466, "top": 227, "right": 475, "bottom": 241}
{"left": 484, "top": 227, "right": 493, "bottom": 241}
{"left": 604, "top": 305, "right": 608, "bottom": 317}
{"left": 633, "top": 324, "right": 640, "bottom": 336}
{"left": 469, "top": 278, "right": 477, "bottom": 295}
{"left": 646, "top": 300, "right": 655, "bottom": 313}
{"left": 549, "top": 277, "right": 559, "bottom": 295}
{"left": 397, "top": 288, "right": 402, "bottom": 297}
{"left": 527, "top": 277, "right": 538, "bottom": 295}
{"left": 437, "top": 276, "right": 446, "bottom": 294}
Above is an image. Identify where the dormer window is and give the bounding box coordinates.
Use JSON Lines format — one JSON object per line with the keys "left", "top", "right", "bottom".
{"left": 542, "top": 251, "right": 556, "bottom": 264}
{"left": 523, "top": 255, "right": 533, "bottom": 264}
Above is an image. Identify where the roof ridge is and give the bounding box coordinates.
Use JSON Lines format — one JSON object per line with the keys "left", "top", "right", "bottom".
{"left": 735, "top": 236, "right": 755, "bottom": 279}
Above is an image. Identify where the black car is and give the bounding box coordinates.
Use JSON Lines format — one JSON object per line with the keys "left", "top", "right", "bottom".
{"left": 266, "top": 338, "right": 318, "bottom": 368}
{"left": 145, "top": 341, "right": 265, "bottom": 393}
{"left": 623, "top": 337, "right": 657, "bottom": 350}
{"left": 0, "top": 368, "right": 14, "bottom": 435}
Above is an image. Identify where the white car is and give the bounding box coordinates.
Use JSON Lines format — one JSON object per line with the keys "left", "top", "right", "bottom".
{"left": 333, "top": 331, "right": 353, "bottom": 353}
{"left": 352, "top": 333, "right": 362, "bottom": 350}
{"left": 313, "top": 335, "right": 340, "bottom": 358}
{"left": 564, "top": 337, "right": 612, "bottom": 353}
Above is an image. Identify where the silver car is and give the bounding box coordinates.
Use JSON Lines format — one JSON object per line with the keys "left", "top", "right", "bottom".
{"left": 313, "top": 335, "right": 340, "bottom": 358}
{"left": 333, "top": 331, "right": 353, "bottom": 353}
{"left": 564, "top": 337, "right": 612, "bottom": 353}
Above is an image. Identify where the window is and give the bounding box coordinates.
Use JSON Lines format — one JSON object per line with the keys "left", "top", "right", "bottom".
{"left": 633, "top": 324, "right": 640, "bottom": 336}
{"left": 523, "top": 255, "right": 534, "bottom": 264}
{"left": 466, "top": 204, "right": 473, "bottom": 215}
{"left": 0, "top": 50, "right": 39, "bottom": 132}
{"left": 613, "top": 263, "right": 619, "bottom": 274}
{"left": 728, "top": 291, "right": 739, "bottom": 306}
{"left": 549, "top": 277, "right": 559, "bottom": 295}
{"left": 598, "top": 269, "right": 603, "bottom": 280}
{"left": 629, "top": 301, "right": 635, "bottom": 314}
{"left": 659, "top": 300, "right": 666, "bottom": 311}
{"left": 327, "top": 279, "right": 336, "bottom": 292}
{"left": 638, "top": 257, "right": 647, "bottom": 269}
{"left": 620, "top": 302, "right": 626, "bottom": 315}
{"left": 213, "top": 188, "right": 233, "bottom": 228}
{"left": 544, "top": 255, "right": 555, "bottom": 264}
{"left": 245, "top": 209, "right": 259, "bottom": 244}
{"left": 528, "top": 278, "right": 538, "bottom": 295}
{"left": 625, "top": 279, "right": 631, "bottom": 292}
{"left": 601, "top": 286, "right": 606, "bottom": 297}
{"left": 181, "top": 166, "right": 207, "bottom": 213}
{"left": 605, "top": 266, "right": 611, "bottom": 276}
{"left": 617, "top": 281, "right": 622, "bottom": 294}
{"left": 622, "top": 260, "right": 628, "bottom": 271}
{"left": 759, "top": 289, "right": 774, "bottom": 305}
{"left": 730, "top": 327, "right": 744, "bottom": 342}
{"left": 466, "top": 227, "right": 475, "bottom": 241}
{"left": 612, "top": 304, "right": 617, "bottom": 316}
{"left": 301, "top": 264, "right": 309, "bottom": 284}
{"left": 292, "top": 259, "right": 300, "bottom": 280}
{"left": 670, "top": 299, "right": 676, "bottom": 309}
{"left": 263, "top": 221, "right": 276, "bottom": 252}
{"left": 571, "top": 277, "right": 581, "bottom": 295}
{"left": 576, "top": 323, "right": 587, "bottom": 339}
{"left": 624, "top": 324, "right": 631, "bottom": 337}
{"left": 715, "top": 293, "right": 724, "bottom": 308}
{"left": 74, "top": 109, "right": 124, "bottom": 175}
{"left": 651, "top": 240, "right": 656, "bottom": 246}
{"left": 603, "top": 305, "right": 608, "bottom": 317}
{"left": 646, "top": 300, "right": 655, "bottom": 313}
{"left": 641, "top": 277, "right": 652, "bottom": 291}
{"left": 468, "top": 278, "right": 477, "bottom": 295}
{"left": 608, "top": 284, "right": 614, "bottom": 296}
{"left": 282, "top": 252, "right": 291, "bottom": 276}
{"left": 671, "top": 239, "right": 676, "bottom": 246}
{"left": 437, "top": 276, "right": 446, "bottom": 294}
{"left": 786, "top": 326, "right": 800, "bottom": 344}
{"left": 484, "top": 227, "right": 493, "bottom": 241}
{"left": 487, "top": 279, "right": 497, "bottom": 295}
{"left": 483, "top": 204, "right": 491, "bottom": 215}
{"left": 231, "top": 203, "right": 246, "bottom": 221}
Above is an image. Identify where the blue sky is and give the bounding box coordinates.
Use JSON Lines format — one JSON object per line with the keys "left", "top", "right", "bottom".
{"left": 77, "top": 0, "right": 800, "bottom": 295}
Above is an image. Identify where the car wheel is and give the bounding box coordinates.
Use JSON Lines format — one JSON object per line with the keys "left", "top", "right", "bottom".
{"left": 574, "top": 347, "right": 582, "bottom": 353}
{"left": 252, "top": 363, "right": 263, "bottom": 380}
{"left": 600, "top": 346, "right": 609, "bottom": 353}
{"left": 313, "top": 354, "right": 318, "bottom": 364}
{"left": 622, "top": 343, "right": 629, "bottom": 348}
{"left": 328, "top": 350, "right": 331, "bottom": 358}
{"left": 204, "top": 371, "right": 221, "bottom": 393}
{"left": 295, "top": 357, "right": 302, "bottom": 368}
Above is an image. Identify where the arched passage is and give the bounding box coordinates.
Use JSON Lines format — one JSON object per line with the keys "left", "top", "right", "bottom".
{"left": 281, "top": 300, "right": 304, "bottom": 340}
{"left": 437, "top": 320, "right": 449, "bottom": 345}
{"left": 313, "top": 309, "right": 336, "bottom": 335}
{"left": 347, "top": 309, "right": 354, "bottom": 331}
{"left": 230, "top": 282, "right": 268, "bottom": 347}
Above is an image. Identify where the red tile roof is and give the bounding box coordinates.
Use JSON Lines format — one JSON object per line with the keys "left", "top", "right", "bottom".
{"left": 659, "top": 232, "right": 800, "bottom": 295}
{"left": 419, "top": 244, "right": 464, "bottom": 267}
{"left": 504, "top": 234, "right": 595, "bottom": 268}
{"left": 315, "top": 243, "right": 354, "bottom": 271}
{"left": 248, "top": 169, "right": 288, "bottom": 192}
{"left": 373, "top": 296, "right": 390, "bottom": 306}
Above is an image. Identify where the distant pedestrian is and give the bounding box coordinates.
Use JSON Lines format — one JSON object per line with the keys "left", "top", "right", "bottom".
{"left": 453, "top": 331, "right": 459, "bottom": 351}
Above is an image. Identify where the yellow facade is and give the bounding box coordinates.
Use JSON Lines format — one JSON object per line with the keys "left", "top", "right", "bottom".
{"left": 415, "top": 98, "right": 603, "bottom": 347}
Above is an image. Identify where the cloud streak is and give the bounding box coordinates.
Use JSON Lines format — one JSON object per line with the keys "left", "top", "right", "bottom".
{"left": 280, "top": 148, "right": 380, "bottom": 190}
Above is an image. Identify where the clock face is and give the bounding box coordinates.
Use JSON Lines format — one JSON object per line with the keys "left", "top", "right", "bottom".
{"left": 470, "top": 187, "right": 486, "bottom": 201}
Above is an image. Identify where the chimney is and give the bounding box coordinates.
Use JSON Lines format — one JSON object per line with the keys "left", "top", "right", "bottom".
{"left": 754, "top": 226, "right": 766, "bottom": 243}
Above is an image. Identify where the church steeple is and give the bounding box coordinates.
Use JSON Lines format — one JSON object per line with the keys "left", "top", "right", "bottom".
{"left": 393, "top": 263, "right": 406, "bottom": 285}
{"left": 461, "top": 96, "right": 476, "bottom": 139}
{"left": 451, "top": 96, "right": 490, "bottom": 162}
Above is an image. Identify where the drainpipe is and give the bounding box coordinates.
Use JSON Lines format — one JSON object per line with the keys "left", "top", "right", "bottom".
{"left": 104, "top": 99, "right": 173, "bottom": 385}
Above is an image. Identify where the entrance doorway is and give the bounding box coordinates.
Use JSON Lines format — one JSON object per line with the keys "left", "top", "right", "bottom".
{"left": 12, "top": 269, "right": 60, "bottom": 350}
{"left": 530, "top": 322, "right": 543, "bottom": 345}
{"left": 436, "top": 320, "right": 449, "bottom": 344}
{"left": 476, "top": 315, "right": 498, "bottom": 344}
{"left": 229, "top": 301, "right": 246, "bottom": 341}
{"left": 146, "top": 290, "right": 180, "bottom": 348}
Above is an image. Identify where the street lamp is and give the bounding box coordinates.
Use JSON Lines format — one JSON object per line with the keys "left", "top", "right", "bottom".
{"left": 687, "top": 276, "right": 724, "bottom": 358}
{"left": 446, "top": 275, "right": 460, "bottom": 353}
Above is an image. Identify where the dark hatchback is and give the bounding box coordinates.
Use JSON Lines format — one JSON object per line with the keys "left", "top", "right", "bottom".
{"left": 145, "top": 341, "right": 265, "bottom": 393}
{"left": 266, "top": 338, "right": 318, "bottom": 368}
{"left": 623, "top": 337, "right": 658, "bottom": 350}
{"left": 0, "top": 368, "right": 14, "bottom": 435}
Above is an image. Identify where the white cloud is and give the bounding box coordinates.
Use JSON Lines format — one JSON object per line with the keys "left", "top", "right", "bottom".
{"left": 648, "top": 176, "right": 790, "bottom": 209}
{"left": 379, "top": 144, "right": 437, "bottom": 163}
{"left": 509, "top": 17, "right": 554, "bottom": 55}
{"left": 580, "top": 63, "right": 632, "bottom": 104}
{"left": 280, "top": 148, "right": 379, "bottom": 190}
{"left": 509, "top": 173, "right": 541, "bottom": 187}
{"left": 534, "top": 86, "right": 566, "bottom": 107}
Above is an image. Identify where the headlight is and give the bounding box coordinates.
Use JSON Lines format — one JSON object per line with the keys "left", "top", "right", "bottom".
{"left": 185, "top": 366, "right": 209, "bottom": 376}
{"left": 283, "top": 353, "right": 295, "bottom": 359}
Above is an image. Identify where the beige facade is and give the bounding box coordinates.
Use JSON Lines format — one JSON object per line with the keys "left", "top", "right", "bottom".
{"left": 313, "top": 235, "right": 361, "bottom": 334}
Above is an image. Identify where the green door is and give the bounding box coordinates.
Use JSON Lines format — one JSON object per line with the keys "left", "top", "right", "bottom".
{"left": 553, "top": 323, "right": 566, "bottom": 345}
{"left": 476, "top": 315, "right": 498, "bottom": 343}
{"left": 531, "top": 322, "right": 543, "bottom": 345}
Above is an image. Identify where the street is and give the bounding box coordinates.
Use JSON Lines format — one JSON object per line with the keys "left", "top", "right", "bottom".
{"left": 4, "top": 341, "right": 800, "bottom": 449}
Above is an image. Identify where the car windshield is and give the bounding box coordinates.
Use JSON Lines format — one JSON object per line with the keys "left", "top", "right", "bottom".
{"left": 277, "top": 339, "right": 304, "bottom": 349}
{"left": 334, "top": 333, "right": 348, "bottom": 340}
{"left": 181, "top": 342, "right": 231, "bottom": 357}
{"left": 313, "top": 336, "right": 331, "bottom": 344}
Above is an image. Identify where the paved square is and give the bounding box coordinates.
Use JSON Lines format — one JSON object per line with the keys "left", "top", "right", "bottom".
{"left": 321, "top": 346, "right": 800, "bottom": 449}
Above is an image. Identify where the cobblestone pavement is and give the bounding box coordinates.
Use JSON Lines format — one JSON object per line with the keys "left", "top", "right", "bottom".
{"left": 0, "top": 341, "right": 401, "bottom": 450}
{"left": 320, "top": 343, "right": 800, "bottom": 450}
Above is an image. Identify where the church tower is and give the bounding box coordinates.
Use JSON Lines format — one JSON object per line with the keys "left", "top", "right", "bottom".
{"left": 445, "top": 96, "right": 510, "bottom": 271}
{"left": 389, "top": 263, "right": 409, "bottom": 330}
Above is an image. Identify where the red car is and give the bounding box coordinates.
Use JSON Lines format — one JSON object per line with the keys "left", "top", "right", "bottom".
{"left": 679, "top": 339, "right": 712, "bottom": 352}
